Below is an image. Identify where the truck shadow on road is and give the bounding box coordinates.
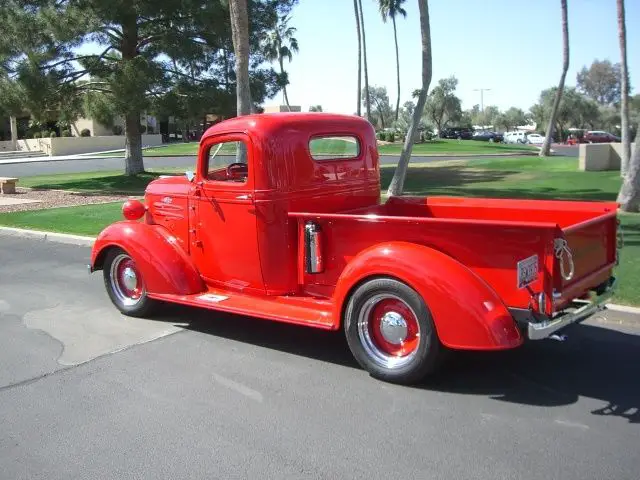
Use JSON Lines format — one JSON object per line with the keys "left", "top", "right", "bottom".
{"left": 156, "top": 305, "right": 639, "bottom": 423}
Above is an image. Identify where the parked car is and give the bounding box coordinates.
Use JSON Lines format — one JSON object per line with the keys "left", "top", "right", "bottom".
{"left": 472, "top": 131, "right": 503, "bottom": 143}
{"left": 526, "top": 133, "right": 545, "bottom": 145}
{"left": 89, "top": 112, "right": 621, "bottom": 385}
{"left": 439, "top": 127, "right": 474, "bottom": 140}
{"left": 504, "top": 131, "right": 528, "bottom": 144}
{"left": 584, "top": 131, "right": 620, "bottom": 143}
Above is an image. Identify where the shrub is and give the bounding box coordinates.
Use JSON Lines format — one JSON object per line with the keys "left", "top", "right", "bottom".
{"left": 112, "top": 125, "right": 123, "bottom": 135}
{"left": 389, "top": 132, "right": 395, "bottom": 142}
{"left": 61, "top": 129, "right": 71, "bottom": 137}
{"left": 80, "top": 128, "right": 91, "bottom": 137}
{"left": 139, "top": 124, "right": 147, "bottom": 134}
{"left": 50, "top": 131, "right": 57, "bottom": 138}
{"left": 147, "top": 126, "right": 154, "bottom": 134}
{"left": 33, "top": 132, "right": 41, "bottom": 139}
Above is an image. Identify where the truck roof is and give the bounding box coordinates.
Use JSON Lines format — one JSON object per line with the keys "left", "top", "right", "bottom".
{"left": 201, "top": 112, "right": 374, "bottom": 141}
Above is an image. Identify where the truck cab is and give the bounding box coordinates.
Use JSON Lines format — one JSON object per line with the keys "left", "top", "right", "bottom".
{"left": 89, "top": 112, "right": 621, "bottom": 385}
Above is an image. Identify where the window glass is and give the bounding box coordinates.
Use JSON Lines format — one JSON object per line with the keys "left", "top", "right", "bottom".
{"left": 309, "top": 136, "right": 360, "bottom": 161}
{"left": 206, "top": 140, "right": 248, "bottom": 182}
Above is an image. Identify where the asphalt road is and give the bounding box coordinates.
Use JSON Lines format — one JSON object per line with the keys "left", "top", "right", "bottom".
{"left": 1, "top": 234, "right": 637, "bottom": 479}
{"left": 0, "top": 145, "right": 578, "bottom": 178}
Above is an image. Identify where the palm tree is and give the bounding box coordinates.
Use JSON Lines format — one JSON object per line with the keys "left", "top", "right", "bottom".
{"left": 617, "top": 129, "right": 640, "bottom": 211}
{"left": 228, "top": 0, "right": 251, "bottom": 116}
{"left": 378, "top": 0, "right": 407, "bottom": 122}
{"left": 540, "top": 0, "right": 569, "bottom": 157}
{"left": 357, "top": 0, "right": 371, "bottom": 122}
{"left": 617, "top": 0, "right": 630, "bottom": 177}
{"left": 353, "top": 0, "right": 362, "bottom": 116}
{"left": 387, "top": 0, "right": 432, "bottom": 196}
{"left": 263, "top": 14, "right": 299, "bottom": 110}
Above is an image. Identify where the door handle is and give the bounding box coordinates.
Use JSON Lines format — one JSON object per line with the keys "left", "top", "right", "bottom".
{"left": 236, "top": 194, "right": 252, "bottom": 200}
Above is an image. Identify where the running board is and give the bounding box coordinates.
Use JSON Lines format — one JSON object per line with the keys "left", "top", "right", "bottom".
{"left": 149, "top": 288, "right": 335, "bottom": 330}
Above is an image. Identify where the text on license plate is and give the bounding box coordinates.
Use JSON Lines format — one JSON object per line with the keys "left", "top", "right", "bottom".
{"left": 517, "top": 255, "right": 539, "bottom": 289}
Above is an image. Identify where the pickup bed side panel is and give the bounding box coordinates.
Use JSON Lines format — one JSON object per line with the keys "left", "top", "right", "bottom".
{"left": 90, "top": 221, "right": 206, "bottom": 296}
{"left": 333, "top": 241, "right": 523, "bottom": 350}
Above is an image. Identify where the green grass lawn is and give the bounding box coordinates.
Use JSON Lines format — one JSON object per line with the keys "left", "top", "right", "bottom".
{"left": 95, "top": 138, "right": 538, "bottom": 158}
{"left": 1, "top": 156, "right": 637, "bottom": 305}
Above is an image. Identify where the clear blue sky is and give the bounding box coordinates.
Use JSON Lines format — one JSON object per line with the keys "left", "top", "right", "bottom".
{"left": 278, "top": 0, "right": 640, "bottom": 114}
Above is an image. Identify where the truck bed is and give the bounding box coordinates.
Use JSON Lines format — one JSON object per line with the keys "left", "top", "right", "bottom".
{"left": 290, "top": 196, "right": 619, "bottom": 313}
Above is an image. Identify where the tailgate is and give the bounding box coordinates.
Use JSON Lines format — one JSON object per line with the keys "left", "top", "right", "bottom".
{"left": 553, "top": 209, "right": 619, "bottom": 306}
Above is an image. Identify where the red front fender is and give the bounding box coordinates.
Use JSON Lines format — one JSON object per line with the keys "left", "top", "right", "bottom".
{"left": 90, "top": 221, "right": 206, "bottom": 296}
{"left": 333, "top": 241, "right": 523, "bottom": 350}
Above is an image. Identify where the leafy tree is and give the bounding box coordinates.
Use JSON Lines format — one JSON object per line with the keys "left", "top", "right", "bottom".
{"left": 387, "top": 0, "right": 431, "bottom": 197}
{"left": 262, "top": 13, "right": 299, "bottom": 110}
{"left": 540, "top": 0, "right": 569, "bottom": 157}
{"left": 423, "top": 76, "right": 462, "bottom": 132}
{"left": 378, "top": 0, "right": 407, "bottom": 122}
{"left": 576, "top": 59, "right": 623, "bottom": 106}
{"left": 362, "top": 85, "right": 393, "bottom": 129}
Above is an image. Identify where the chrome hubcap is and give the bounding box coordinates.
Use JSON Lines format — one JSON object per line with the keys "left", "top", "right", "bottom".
{"left": 379, "top": 312, "right": 408, "bottom": 344}
{"left": 121, "top": 267, "right": 137, "bottom": 291}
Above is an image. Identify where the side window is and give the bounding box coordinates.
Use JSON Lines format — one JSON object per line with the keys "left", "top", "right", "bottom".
{"left": 309, "top": 135, "right": 360, "bottom": 161}
{"left": 205, "top": 140, "right": 248, "bottom": 183}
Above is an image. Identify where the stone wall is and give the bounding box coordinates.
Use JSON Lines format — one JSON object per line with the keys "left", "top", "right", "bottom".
{"left": 579, "top": 142, "right": 636, "bottom": 171}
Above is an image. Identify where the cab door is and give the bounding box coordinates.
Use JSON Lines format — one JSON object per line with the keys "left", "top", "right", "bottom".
{"left": 190, "top": 132, "right": 265, "bottom": 295}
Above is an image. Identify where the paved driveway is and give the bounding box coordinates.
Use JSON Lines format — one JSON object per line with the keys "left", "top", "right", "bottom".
{"left": 1, "top": 234, "right": 638, "bottom": 479}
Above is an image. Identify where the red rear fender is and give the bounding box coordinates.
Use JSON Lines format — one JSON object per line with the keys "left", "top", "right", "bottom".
{"left": 90, "top": 221, "right": 206, "bottom": 296}
{"left": 333, "top": 241, "right": 523, "bottom": 350}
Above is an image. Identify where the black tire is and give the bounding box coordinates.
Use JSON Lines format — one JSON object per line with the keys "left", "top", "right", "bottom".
{"left": 102, "top": 247, "right": 158, "bottom": 317}
{"left": 343, "top": 277, "right": 444, "bottom": 385}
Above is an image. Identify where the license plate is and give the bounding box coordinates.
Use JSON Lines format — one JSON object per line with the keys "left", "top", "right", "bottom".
{"left": 517, "top": 255, "right": 539, "bottom": 289}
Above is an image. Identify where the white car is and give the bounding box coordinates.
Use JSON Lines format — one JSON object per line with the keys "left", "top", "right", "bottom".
{"left": 526, "top": 133, "right": 545, "bottom": 145}
{"left": 504, "top": 131, "right": 528, "bottom": 144}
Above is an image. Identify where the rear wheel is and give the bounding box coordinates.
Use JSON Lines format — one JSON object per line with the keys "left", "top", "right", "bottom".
{"left": 343, "top": 277, "right": 444, "bottom": 385}
{"left": 103, "top": 247, "right": 157, "bottom": 317}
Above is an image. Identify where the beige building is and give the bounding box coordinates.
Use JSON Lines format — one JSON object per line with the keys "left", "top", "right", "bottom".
{"left": 263, "top": 105, "right": 302, "bottom": 113}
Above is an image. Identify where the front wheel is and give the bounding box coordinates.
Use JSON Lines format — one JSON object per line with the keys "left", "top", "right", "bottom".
{"left": 343, "top": 277, "right": 445, "bottom": 385}
{"left": 102, "top": 247, "right": 158, "bottom": 317}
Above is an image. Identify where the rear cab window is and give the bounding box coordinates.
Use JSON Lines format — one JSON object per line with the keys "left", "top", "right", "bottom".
{"left": 309, "top": 136, "right": 360, "bottom": 161}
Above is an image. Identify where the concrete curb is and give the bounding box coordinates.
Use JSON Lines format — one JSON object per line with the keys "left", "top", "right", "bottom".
{"left": 0, "top": 226, "right": 95, "bottom": 246}
{"left": 605, "top": 303, "right": 640, "bottom": 315}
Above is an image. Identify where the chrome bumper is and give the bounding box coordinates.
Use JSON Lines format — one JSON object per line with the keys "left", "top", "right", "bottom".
{"left": 512, "top": 276, "right": 617, "bottom": 341}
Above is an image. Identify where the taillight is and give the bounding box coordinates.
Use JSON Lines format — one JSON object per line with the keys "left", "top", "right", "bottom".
{"left": 304, "top": 221, "right": 324, "bottom": 274}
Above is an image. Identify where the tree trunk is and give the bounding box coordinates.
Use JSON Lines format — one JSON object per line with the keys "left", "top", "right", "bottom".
{"left": 353, "top": 0, "right": 362, "bottom": 117}
{"left": 357, "top": 0, "right": 371, "bottom": 123}
{"left": 229, "top": 0, "right": 252, "bottom": 117}
{"left": 9, "top": 116, "right": 17, "bottom": 151}
{"left": 279, "top": 57, "right": 291, "bottom": 110}
{"left": 617, "top": 127, "right": 640, "bottom": 211}
{"left": 617, "top": 0, "right": 630, "bottom": 177}
{"left": 393, "top": 16, "right": 401, "bottom": 122}
{"left": 124, "top": 111, "right": 144, "bottom": 175}
{"left": 540, "top": 0, "right": 569, "bottom": 157}
{"left": 387, "top": 0, "right": 432, "bottom": 197}
{"left": 121, "top": 16, "right": 144, "bottom": 175}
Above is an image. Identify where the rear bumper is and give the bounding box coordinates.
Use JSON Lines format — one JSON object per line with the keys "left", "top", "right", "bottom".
{"left": 511, "top": 276, "right": 617, "bottom": 340}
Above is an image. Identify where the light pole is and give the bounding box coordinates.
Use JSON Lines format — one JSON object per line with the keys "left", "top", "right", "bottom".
{"left": 473, "top": 88, "right": 491, "bottom": 113}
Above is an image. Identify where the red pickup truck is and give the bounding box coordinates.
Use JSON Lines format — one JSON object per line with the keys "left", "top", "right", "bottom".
{"left": 89, "top": 113, "right": 621, "bottom": 384}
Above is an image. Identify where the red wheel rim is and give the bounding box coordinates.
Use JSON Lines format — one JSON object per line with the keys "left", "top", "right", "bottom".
{"left": 115, "top": 258, "right": 142, "bottom": 299}
{"left": 368, "top": 298, "right": 420, "bottom": 357}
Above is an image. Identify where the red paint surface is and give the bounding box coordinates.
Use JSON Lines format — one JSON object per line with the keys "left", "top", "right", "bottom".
{"left": 90, "top": 113, "right": 618, "bottom": 351}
